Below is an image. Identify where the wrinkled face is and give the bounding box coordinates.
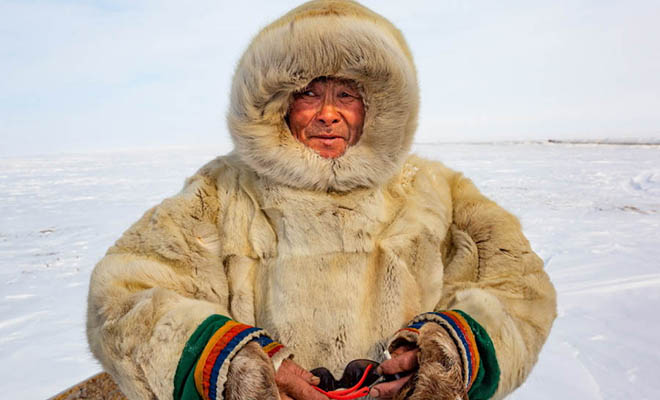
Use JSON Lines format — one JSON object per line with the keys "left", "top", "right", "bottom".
{"left": 287, "top": 77, "right": 365, "bottom": 159}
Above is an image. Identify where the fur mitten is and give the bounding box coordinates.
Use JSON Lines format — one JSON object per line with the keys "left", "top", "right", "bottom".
{"left": 387, "top": 309, "right": 499, "bottom": 400}
{"left": 394, "top": 323, "right": 467, "bottom": 400}
{"left": 225, "top": 341, "right": 280, "bottom": 400}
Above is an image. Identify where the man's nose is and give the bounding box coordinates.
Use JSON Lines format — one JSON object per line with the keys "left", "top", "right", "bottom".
{"left": 316, "top": 101, "right": 341, "bottom": 126}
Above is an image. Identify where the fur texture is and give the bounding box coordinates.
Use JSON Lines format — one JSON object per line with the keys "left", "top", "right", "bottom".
{"left": 86, "top": 1, "right": 556, "bottom": 399}
{"left": 228, "top": 0, "right": 419, "bottom": 192}
{"left": 225, "top": 342, "right": 280, "bottom": 400}
{"left": 394, "top": 323, "right": 468, "bottom": 400}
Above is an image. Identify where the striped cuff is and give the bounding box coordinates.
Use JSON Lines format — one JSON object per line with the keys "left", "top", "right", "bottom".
{"left": 173, "top": 315, "right": 289, "bottom": 400}
{"left": 406, "top": 311, "right": 480, "bottom": 390}
{"left": 252, "top": 334, "right": 292, "bottom": 371}
{"left": 389, "top": 310, "right": 499, "bottom": 399}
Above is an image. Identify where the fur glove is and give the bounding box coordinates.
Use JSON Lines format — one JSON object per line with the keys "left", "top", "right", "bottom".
{"left": 393, "top": 322, "right": 467, "bottom": 400}
{"left": 225, "top": 341, "right": 280, "bottom": 400}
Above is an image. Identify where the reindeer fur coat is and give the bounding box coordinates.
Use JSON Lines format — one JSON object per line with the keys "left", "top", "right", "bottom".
{"left": 86, "top": 1, "right": 556, "bottom": 399}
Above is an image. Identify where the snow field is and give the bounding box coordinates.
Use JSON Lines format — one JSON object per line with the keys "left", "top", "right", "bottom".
{"left": 1, "top": 143, "right": 658, "bottom": 399}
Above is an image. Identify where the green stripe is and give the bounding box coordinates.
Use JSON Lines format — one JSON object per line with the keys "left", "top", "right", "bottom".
{"left": 173, "top": 314, "right": 232, "bottom": 400}
{"left": 454, "top": 310, "right": 500, "bottom": 400}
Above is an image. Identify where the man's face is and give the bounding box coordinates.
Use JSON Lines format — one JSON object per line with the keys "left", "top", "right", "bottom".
{"left": 288, "top": 78, "right": 365, "bottom": 159}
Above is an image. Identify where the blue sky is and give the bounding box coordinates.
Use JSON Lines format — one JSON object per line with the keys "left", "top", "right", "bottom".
{"left": 1, "top": 0, "right": 659, "bottom": 157}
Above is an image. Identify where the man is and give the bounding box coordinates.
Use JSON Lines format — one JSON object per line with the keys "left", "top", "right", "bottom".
{"left": 86, "top": 1, "right": 557, "bottom": 399}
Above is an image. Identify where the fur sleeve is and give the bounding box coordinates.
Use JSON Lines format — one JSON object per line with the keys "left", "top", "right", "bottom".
{"left": 86, "top": 172, "right": 232, "bottom": 399}
{"left": 438, "top": 172, "right": 557, "bottom": 399}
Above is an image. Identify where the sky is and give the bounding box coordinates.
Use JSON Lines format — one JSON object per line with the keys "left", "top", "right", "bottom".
{"left": 1, "top": 0, "right": 659, "bottom": 157}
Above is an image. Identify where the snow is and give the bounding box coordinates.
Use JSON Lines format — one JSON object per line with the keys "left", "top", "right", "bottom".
{"left": 1, "top": 142, "right": 659, "bottom": 399}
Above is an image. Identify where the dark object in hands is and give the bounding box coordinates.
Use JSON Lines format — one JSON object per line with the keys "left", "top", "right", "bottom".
{"left": 312, "top": 359, "right": 381, "bottom": 392}
{"left": 310, "top": 359, "right": 395, "bottom": 392}
{"left": 311, "top": 359, "right": 406, "bottom": 395}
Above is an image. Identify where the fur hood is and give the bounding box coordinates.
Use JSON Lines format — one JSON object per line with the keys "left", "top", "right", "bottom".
{"left": 227, "top": 0, "right": 419, "bottom": 192}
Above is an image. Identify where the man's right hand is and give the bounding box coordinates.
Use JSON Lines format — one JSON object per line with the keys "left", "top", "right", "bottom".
{"left": 275, "top": 359, "right": 329, "bottom": 400}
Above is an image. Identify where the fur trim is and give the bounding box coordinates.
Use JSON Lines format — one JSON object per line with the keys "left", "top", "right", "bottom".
{"left": 227, "top": 0, "right": 419, "bottom": 192}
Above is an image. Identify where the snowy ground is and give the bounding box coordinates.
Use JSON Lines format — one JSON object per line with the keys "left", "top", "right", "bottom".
{"left": 1, "top": 143, "right": 658, "bottom": 399}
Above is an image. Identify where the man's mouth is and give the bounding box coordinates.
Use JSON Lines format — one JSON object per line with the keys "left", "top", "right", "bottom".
{"left": 309, "top": 135, "right": 346, "bottom": 145}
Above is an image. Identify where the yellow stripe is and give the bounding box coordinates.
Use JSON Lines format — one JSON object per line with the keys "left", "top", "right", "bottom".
{"left": 194, "top": 320, "right": 240, "bottom": 399}
{"left": 262, "top": 341, "right": 280, "bottom": 354}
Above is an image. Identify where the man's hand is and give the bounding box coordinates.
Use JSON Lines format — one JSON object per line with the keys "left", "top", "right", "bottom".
{"left": 275, "top": 359, "right": 329, "bottom": 400}
{"left": 369, "top": 344, "right": 419, "bottom": 399}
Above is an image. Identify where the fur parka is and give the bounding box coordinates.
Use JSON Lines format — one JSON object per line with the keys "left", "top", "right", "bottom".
{"left": 86, "top": 1, "right": 556, "bottom": 399}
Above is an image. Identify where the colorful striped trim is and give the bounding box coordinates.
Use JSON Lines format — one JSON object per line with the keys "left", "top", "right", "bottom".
{"left": 208, "top": 325, "right": 262, "bottom": 400}
{"left": 454, "top": 310, "right": 500, "bottom": 400}
{"left": 193, "top": 320, "right": 240, "bottom": 396}
{"left": 255, "top": 335, "right": 286, "bottom": 358}
{"left": 398, "top": 327, "right": 420, "bottom": 335}
{"left": 173, "top": 315, "right": 287, "bottom": 400}
{"left": 174, "top": 315, "right": 231, "bottom": 400}
{"left": 398, "top": 310, "right": 500, "bottom": 399}
{"left": 407, "top": 311, "right": 481, "bottom": 391}
{"left": 196, "top": 322, "right": 287, "bottom": 400}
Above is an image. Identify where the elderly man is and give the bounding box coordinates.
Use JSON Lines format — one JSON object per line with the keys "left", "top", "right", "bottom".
{"left": 86, "top": 1, "right": 556, "bottom": 399}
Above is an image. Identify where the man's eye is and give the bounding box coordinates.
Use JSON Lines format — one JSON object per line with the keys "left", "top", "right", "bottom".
{"left": 302, "top": 90, "right": 316, "bottom": 97}
{"left": 339, "top": 92, "right": 353, "bottom": 98}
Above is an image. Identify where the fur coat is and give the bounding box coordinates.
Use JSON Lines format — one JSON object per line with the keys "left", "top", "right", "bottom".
{"left": 86, "top": 1, "right": 556, "bottom": 399}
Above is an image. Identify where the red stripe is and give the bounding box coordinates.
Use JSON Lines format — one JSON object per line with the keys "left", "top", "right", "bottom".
{"left": 447, "top": 312, "right": 480, "bottom": 385}
{"left": 202, "top": 324, "right": 251, "bottom": 398}
{"left": 267, "top": 344, "right": 284, "bottom": 358}
{"left": 443, "top": 312, "right": 478, "bottom": 384}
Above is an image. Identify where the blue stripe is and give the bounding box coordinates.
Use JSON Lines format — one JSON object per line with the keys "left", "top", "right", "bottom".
{"left": 208, "top": 327, "right": 261, "bottom": 400}
{"left": 432, "top": 312, "right": 473, "bottom": 380}
{"left": 254, "top": 335, "right": 273, "bottom": 347}
{"left": 409, "top": 321, "right": 425, "bottom": 330}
